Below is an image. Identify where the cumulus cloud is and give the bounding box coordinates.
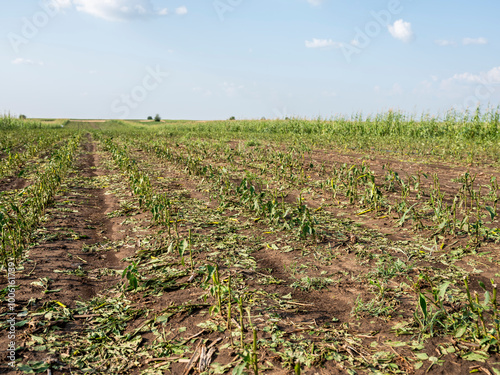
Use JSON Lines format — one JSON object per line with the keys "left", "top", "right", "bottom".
{"left": 72, "top": 0, "right": 187, "bottom": 21}
{"left": 305, "top": 38, "right": 342, "bottom": 49}
{"left": 444, "top": 67, "right": 500, "bottom": 86}
{"left": 435, "top": 38, "right": 487, "bottom": 47}
{"left": 12, "top": 58, "right": 44, "bottom": 65}
{"left": 435, "top": 39, "right": 456, "bottom": 46}
{"left": 462, "top": 37, "right": 488, "bottom": 45}
{"left": 175, "top": 6, "right": 187, "bottom": 15}
{"left": 388, "top": 19, "right": 414, "bottom": 43}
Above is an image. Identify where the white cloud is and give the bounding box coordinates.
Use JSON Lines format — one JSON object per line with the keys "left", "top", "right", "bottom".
{"left": 373, "top": 83, "right": 404, "bottom": 96}
{"left": 49, "top": 0, "right": 72, "bottom": 9}
{"left": 221, "top": 82, "right": 244, "bottom": 97}
{"left": 463, "top": 37, "right": 487, "bottom": 45}
{"left": 12, "top": 58, "right": 29, "bottom": 64}
{"left": 175, "top": 6, "right": 187, "bottom": 15}
{"left": 388, "top": 19, "right": 414, "bottom": 43}
{"left": 72, "top": 0, "right": 185, "bottom": 21}
{"left": 306, "top": 0, "right": 324, "bottom": 6}
{"left": 12, "top": 58, "right": 44, "bottom": 65}
{"left": 435, "top": 38, "right": 487, "bottom": 47}
{"left": 193, "top": 87, "right": 212, "bottom": 97}
{"left": 414, "top": 69, "right": 500, "bottom": 100}
{"left": 305, "top": 38, "right": 342, "bottom": 49}
{"left": 391, "top": 83, "right": 403, "bottom": 95}
{"left": 446, "top": 67, "right": 500, "bottom": 85}
{"left": 435, "top": 39, "right": 456, "bottom": 46}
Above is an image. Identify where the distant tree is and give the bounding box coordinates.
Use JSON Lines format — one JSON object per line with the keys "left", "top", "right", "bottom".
{"left": 229, "top": 116, "right": 236, "bottom": 120}
{"left": 19, "top": 114, "right": 26, "bottom": 120}
{"left": 154, "top": 114, "right": 161, "bottom": 122}
{"left": 147, "top": 116, "right": 153, "bottom": 120}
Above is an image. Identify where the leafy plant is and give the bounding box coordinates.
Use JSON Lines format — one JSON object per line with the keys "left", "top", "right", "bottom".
{"left": 122, "top": 262, "right": 140, "bottom": 291}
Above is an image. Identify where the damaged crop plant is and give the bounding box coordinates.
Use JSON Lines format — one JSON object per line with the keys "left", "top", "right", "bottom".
{"left": 1, "top": 108, "right": 500, "bottom": 374}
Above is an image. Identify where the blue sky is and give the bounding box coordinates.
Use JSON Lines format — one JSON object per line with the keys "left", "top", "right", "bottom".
{"left": 1, "top": 0, "right": 499, "bottom": 120}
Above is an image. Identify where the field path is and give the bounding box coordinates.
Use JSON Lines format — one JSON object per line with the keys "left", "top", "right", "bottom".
{"left": 11, "top": 135, "right": 123, "bottom": 308}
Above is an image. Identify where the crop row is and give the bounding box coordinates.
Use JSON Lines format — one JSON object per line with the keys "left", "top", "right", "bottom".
{"left": 125, "top": 132, "right": 500, "bottom": 245}
{"left": 108, "top": 134, "right": 320, "bottom": 239}
{"left": 0, "top": 131, "right": 68, "bottom": 180}
{"left": 97, "top": 136, "right": 284, "bottom": 370}
{"left": 124, "top": 106, "right": 500, "bottom": 162}
{"left": 104, "top": 129, "right": 500, "bottom": 368}
{"left": 95, "top": 135, "right": 386, "bottom": 372}
{"left": 0, "top": 135, "right": 81, "bottom": 264}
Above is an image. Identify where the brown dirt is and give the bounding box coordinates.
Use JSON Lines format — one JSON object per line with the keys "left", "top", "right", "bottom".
{"left": 0, "top": 177, "right": 30, "bottom": 192}
{"left": 0, "top": 136, "right": 138, "bottom": 373}
{"left": 122, "top": 143, "right": 499, "bottom": 374}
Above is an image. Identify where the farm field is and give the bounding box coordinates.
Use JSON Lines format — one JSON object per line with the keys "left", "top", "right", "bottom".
{"left": 1, "top": 112, "right": 500, "bottom": 375}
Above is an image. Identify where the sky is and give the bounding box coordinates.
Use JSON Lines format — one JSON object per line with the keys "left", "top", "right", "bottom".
{"left": 0, "top": 0, "right": 499, "bottom": 120}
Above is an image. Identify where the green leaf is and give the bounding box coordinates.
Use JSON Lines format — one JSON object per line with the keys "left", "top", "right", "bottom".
{"left": 486, "top": 206, "right": 496, "bottom": 220}
{"left": 419, "top": 293, "right": 428, "bottom": 321}
{"left": 43, "top": 289, "right": 61, "bottom": 294}
{"left": 446, "top": 346, "right": 456, "bottom": 354}
{"left": 211, "top": 362, "right": 233, "bottom": 375}
{"left": 415, "top": 353, "right": 429, "bottom": 360}
{"left": 438, "top": 281, "right": 451, "bottom": 301}
{"left": 455, "top": 326, "right": 467, "bottom": 338}
{"left": 156, "top": 315, "right": 170, "bottom": 324}
{"left": 17, "top": 364, "right": 35, "bottom": 373}
{"left": 483, "top": 291, "right": 491, "bottom": 307}
{"left": 31, "top": 335, "right": 44, "bottom": 344}
{"left": 461, "top": 351, "right": 489, "bottom": 362}
{"left": 22, "top": 361, "right": 50, "bottom": 373}
{"left": 232, "top": 362, "right": 246, "bottom": 375}
{"left": 385, "top": 341, "right": 407, "bottom": 347}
